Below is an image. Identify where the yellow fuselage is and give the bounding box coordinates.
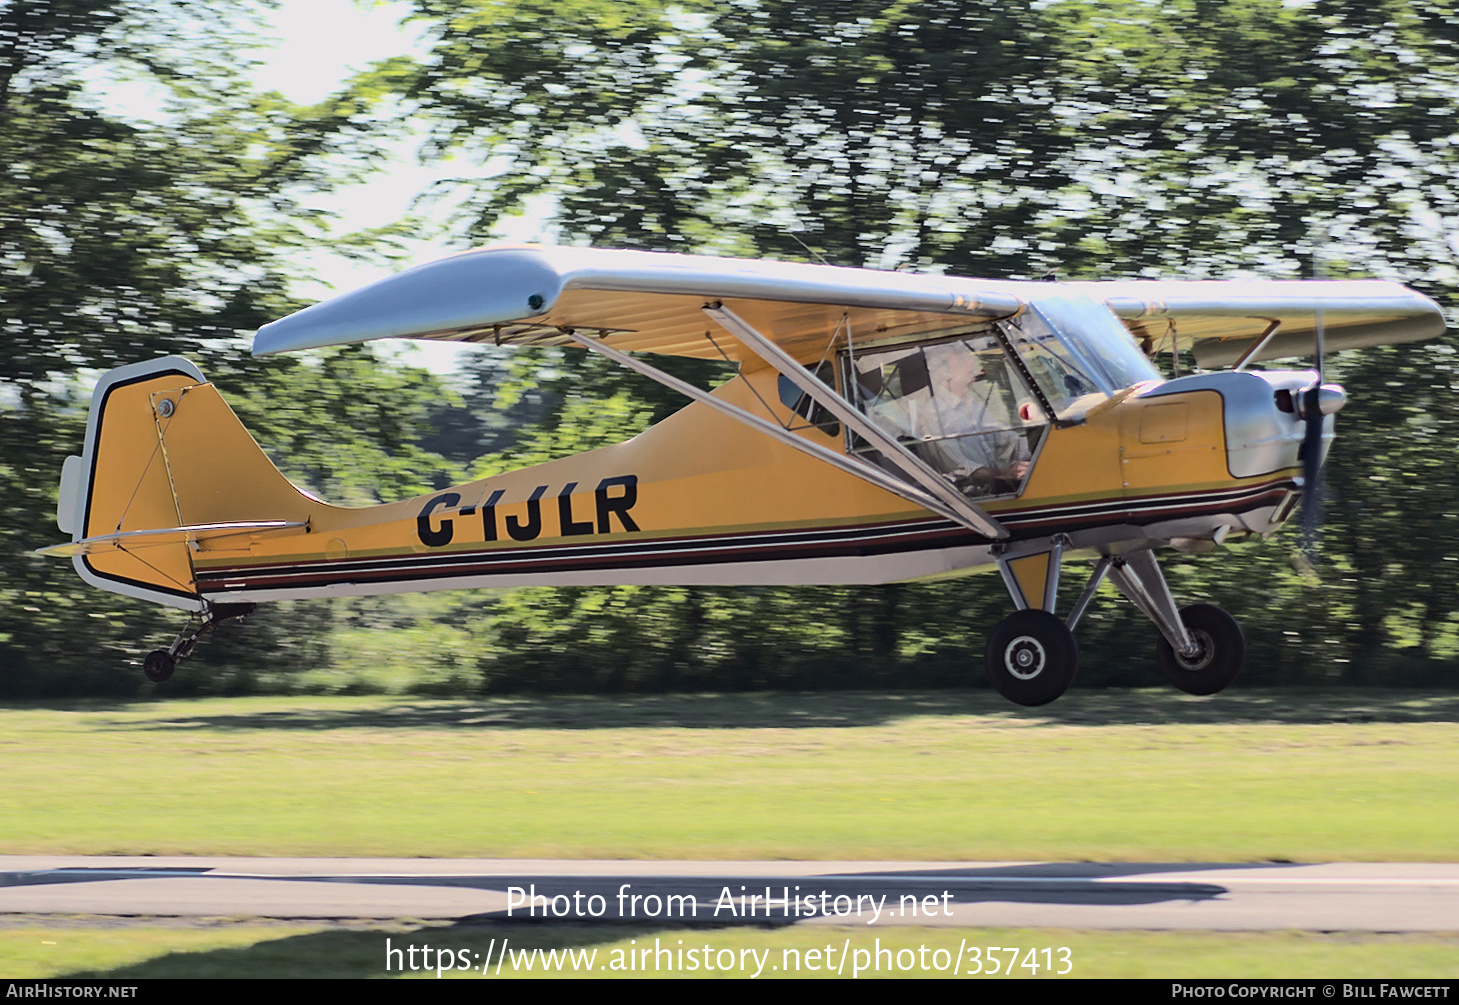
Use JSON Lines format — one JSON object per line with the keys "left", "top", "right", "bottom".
{"left": 70, "top": 358, "right": 1300, "bottom": 609}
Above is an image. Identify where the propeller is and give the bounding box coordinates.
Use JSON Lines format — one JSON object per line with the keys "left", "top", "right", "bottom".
{"left": 1296, "top": 296, "right": 1347, "bottom": 560}
{"left": 1301, "top": 293, "right": 1325, "bottom": 556}
{"left": 1299, "top": 382, "right": 1325, "bottom": 555}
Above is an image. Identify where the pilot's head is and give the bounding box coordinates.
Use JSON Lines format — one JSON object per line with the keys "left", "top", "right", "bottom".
{"left": 926, "top": 342, "right": 983, "bottom": 395}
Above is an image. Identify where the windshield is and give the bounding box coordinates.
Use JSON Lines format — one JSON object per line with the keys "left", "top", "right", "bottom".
{"left": 997, "top": 297, "right": 1161, "bottom": 421}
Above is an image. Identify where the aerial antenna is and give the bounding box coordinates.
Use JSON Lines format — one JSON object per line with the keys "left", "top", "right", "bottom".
{"left": 786, "top": 229, "right": 833, "bottom": 267}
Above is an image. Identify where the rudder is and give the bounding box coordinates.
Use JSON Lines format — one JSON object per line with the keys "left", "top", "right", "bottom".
{"left": 58, "top": 357, "right": 315, "bottom": 611}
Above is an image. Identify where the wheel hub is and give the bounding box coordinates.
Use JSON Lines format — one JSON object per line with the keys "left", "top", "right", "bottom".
{"left": 1004, "top": 635, "right": 1046, "bottom": 680}
{"left": 1173, "top": 628, "right": 1215, "bottom": 672}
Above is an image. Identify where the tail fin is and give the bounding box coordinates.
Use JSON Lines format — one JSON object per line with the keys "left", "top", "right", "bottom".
{"left": 54, "top": 357, "right": 314, "bottom": 611}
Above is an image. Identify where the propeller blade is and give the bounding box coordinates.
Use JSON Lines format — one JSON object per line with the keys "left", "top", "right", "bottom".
{"left": 1300, "top": 288, "right": 1327, "bottom": 558}
{"left": 1300, "top": 384, "right": 1325, "bottom": 554}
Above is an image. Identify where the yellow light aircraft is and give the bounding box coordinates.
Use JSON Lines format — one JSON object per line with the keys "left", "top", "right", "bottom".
{"left": 42, "top": 247, "right": 1445, "bottom": 704}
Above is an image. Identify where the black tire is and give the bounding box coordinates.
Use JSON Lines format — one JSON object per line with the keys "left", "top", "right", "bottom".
{"left": 142, "top": 650, "right": 176, "bottom": 684}
{"left": 985, "top": 609, "right": 1078, "bottom": 707}
{"left": 1156, "top": 604, "right": 1245, "bottom": 696}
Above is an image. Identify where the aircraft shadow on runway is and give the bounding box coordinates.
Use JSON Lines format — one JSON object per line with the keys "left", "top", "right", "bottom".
{"left": 1, "top": 861, "right": 1299, "bottom": 921}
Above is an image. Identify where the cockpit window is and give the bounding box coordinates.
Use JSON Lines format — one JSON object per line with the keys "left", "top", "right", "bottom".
{"left": 847, "top": 332, "right": 1045, "bottom": 499}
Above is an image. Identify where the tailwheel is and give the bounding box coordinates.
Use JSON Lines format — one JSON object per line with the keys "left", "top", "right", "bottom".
{"left": 1156, "top": 603, "right": 1245, "bottom": 696}
{"left": 142, "top": 650, "right": 176, "bottom": 684}
{"left": 985, "top": 609, "right": 1079, "bottom": 707}
{"left": 136, "top": 602, "right": 254, "bottom": 684}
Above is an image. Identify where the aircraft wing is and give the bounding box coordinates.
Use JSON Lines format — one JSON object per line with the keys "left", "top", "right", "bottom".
{"left": 1064, "top": 279, "right": 1446, "bottom": 367}
{"left": 253, "top": 246, "right": 1027, "bottom": 361}
{"left": 254, "top": 246, "right": 1445, "bottom": 367}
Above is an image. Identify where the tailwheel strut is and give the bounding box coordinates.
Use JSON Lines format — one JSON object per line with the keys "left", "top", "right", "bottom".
{"left": 141, "top": 603, "right": 255, "bottom": 683}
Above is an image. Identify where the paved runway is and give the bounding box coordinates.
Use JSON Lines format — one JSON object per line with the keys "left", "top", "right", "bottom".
{"left": 2, "top": 858, "right": 1456, "bottom": 931}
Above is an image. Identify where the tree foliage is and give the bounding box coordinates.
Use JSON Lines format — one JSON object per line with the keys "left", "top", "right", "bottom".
{"left": 9, "top": 0, "right": 1459, "bottom": 696}
{"left": 369, "top": 0, "right": 1459, "bottom": 691}
{"left": 0, "top": 0, "right": 454, "bottom": 694}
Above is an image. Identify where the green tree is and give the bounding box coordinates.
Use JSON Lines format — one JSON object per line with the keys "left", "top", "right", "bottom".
{"left": 1048, "top": 0, "right": 1459, "bottom": 682}
{"left": 369, "top": 0, "right": 1459, "bottom": 691}
{"left": 0, "top": 0, "right": 456, "bottom": 694}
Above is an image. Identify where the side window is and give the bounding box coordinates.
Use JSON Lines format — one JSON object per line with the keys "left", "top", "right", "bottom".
{"left": 847, "top": 335, "right": 1047, "bottom": 498}
{"left": 777, "top": 361, "right": 840, "bottom": 436}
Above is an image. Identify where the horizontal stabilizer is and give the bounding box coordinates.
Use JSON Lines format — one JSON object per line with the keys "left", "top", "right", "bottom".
{"left": 38, "top": 521, "right": 307, "bottom": 558}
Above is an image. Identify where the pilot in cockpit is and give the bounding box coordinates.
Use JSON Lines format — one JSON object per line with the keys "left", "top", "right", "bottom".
{"left": 916, "top": 341, "right": 1032, "bottom": 495}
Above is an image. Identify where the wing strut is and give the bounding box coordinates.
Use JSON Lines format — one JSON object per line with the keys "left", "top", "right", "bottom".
{"left": 1232, "top": 320, "right": 1282, "bottom": 372}
{"left": 702, "top": 304, "right": 1009, "bottom": 541}
{"left": 560, "top": 330, "right": 993, "bottom": 532}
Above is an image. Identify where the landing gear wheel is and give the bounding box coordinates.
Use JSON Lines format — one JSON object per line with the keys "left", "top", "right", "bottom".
{"left": 142, "top": 650, "right": 176, "bottom": 684}
{"left": 985, "top": 609, "right": 1079, "bottom": 707}
{"left": 1156, "top": 603, "right": 1245, "bottom": 696}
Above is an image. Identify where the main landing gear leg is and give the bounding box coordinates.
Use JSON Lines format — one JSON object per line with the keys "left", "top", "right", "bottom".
{"left": 142, "top": 603, "right": 256, "bottom": 683}
{"left": 1106, "top": 550, "right": 1245, "bottom": 696}
{"left": 987, "top": 537, "right": 1082, "bottom": 707}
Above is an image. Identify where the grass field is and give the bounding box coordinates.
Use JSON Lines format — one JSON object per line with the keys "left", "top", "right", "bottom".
{"left": 1, "top": 688, "right": 1456, "bottom": 978}
{"left": 2, "top": 689, "right": 1456, "bottom": 860}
